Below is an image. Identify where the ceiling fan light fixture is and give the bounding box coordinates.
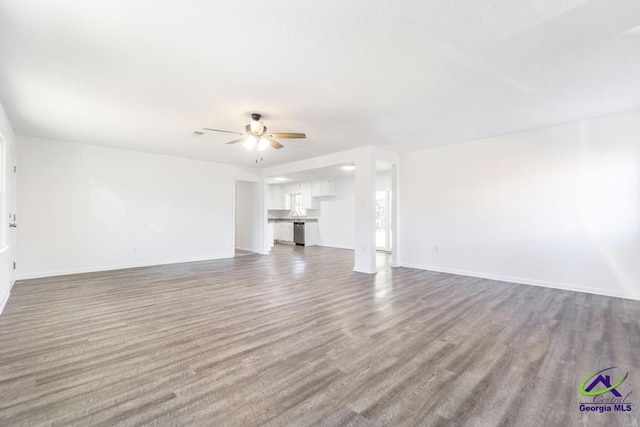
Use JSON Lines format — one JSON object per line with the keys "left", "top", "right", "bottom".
{"left": 201, "top": 112, "right": 306, "bottom": 155}
{"left": 250, "top": 120, "right": 264, "bottom": 135}
{"left": 257, "top": 137, "right": 269, "bottom": 151}
{"left": 243, "top": 135, "right": 256, "bottom": 150}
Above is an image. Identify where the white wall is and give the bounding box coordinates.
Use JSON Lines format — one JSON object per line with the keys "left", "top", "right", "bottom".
{"left": 17, "top": 136, "right": 261, "bottom": 279}
{"left": 0, "top": 102, "right": 17, "bottom": 313}
{"left": 317, "top": 177, "right": 355, "bottom": 250}
{"left": 235, "top": 180, "right": 262, "bottom": 253}
{"left": 299, "top": 171, "right": 393, "bottom": 251}
{"left": 399, "top": 110, "right": 640, "bottom": 300}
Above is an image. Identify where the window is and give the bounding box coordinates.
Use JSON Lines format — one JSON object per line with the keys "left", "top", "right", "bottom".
{"left": 376, "top": 188, "right": 392, "bottom": 251}
{"left": 292, "top": 193, "right": 304, "bottom": 215}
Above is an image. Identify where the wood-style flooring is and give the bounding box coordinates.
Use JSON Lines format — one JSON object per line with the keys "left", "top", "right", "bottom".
{"left": 1, "top": 244, "right": 639, "bottom": 426}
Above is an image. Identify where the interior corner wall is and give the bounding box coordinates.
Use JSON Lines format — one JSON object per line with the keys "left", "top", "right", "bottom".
{"left": 398, "top": 110, "right": 640, "bottom": 301}
{"left": 317, "top": 176, "right": 355, "bottom": 250}
{"left": 16, "top": 136, "right": 260, "bottom": 279}
{"left": 316, "top": 171, "right": 392, "bottom": 251}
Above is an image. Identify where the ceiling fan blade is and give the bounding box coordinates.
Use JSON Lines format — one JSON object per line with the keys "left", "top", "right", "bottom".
{"left": 268, "top": 139, "right": 284, "bottom": 149}
{"left": 225, "top": 138, "right": 244, "bottom": 145}
{"left": 267, "top": 132, "right": 306, "bottom": 139}
{"left": 203, "top": 128, "right": 243, "bottom": 136}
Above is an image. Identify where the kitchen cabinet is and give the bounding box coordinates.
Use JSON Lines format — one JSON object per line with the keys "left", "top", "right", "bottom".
{"left": 269, "top": 185, "right": 286, "bottom": 209}
{"left": 304, "top": 222, "right": 320, "bottom": 246}
{"left": 311, "top": 180, "right": 320, "bottom": 196}
{"left": 269, "top": 178, "right": 332, "bottom": 212}
{"left": 300, "top": 181, "right": 313, "bottom": 209}
{"left": 311, "top": 178, "right": 333, "bottom": 197}
{"left": 274, "top": 222, "right": 293, "bottom": 243}
{"left": 286, "top": 183, "right": 301, "bottom": 194}
{"left": 283, "top": 223, "right": 294, "bottom": 242}
{"left": 321, "top": 178, "right": 333, "bottom": 196}
{"left": 272, "top": 221, "right": 317, "bottom": 245}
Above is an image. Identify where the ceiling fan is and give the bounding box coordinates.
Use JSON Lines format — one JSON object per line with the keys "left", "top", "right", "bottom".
{"left": 201, "top": 113, "right": 306, "bottom": 151}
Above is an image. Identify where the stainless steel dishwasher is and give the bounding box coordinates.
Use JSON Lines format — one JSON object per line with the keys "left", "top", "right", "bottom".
{"left": 293, "top": 222, "right": 305, "bottom": 246}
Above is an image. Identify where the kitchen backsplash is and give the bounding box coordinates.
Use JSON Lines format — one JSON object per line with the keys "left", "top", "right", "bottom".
{"left": 268, "top": 208, "right": 320, "bottom": 219}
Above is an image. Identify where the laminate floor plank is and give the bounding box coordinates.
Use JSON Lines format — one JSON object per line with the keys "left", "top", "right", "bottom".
{"left": 0, "top": 245, "right": 638, "bottom": 426}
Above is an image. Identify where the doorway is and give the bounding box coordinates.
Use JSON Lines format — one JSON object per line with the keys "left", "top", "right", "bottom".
{"left": 375, "top": 188, "right": 392, "bottom": 252}
{"left": 234, "top": 180, "right": 261, "bottom": 256}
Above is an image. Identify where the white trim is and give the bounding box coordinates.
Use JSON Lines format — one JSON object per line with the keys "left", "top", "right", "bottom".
{"left": 318, "top": 244, "right": 354, "bottom": 250}
{"left": 0, "top": 245, "right": 12, "bottom": 314}
{"left": 234, "top": 246, "right": 260, "bottom": 253}
{"left": 399, "top": 262, "right": 640, "bottom": 301}
{"left": 353, "top": 265, "right": 377, "bottom": 274}
{"left": 15, "top": 253, "right": 235, "bottom": 280}
{"left": 0, "top": 284, "right": 12, "bottom": 314}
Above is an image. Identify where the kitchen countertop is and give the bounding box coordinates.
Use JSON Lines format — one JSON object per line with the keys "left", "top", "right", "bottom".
{"left": 268, "top": 218, "right": 318, "bottom": 223}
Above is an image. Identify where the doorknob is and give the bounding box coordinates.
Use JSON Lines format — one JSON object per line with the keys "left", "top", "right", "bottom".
{"left": 9, "top": 223, "right": 17, "bottom": 228}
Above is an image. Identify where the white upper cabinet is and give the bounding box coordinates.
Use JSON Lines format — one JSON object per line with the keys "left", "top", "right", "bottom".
{"left": 285, "top": 183, "right": 301, "bottom": 194}
{"left": 269, "top": 178, "right": 334, "bottom": 211}
{"left": 300, "top": 181, "right": 313, "bottom": 209}
{"left": 269, "top": 184, "right": 285, "bottom": 209}
{"left": 311, "top": 178, "right": 333, "bottom": 197}
{"left": 311, "top": 180, "right": 320, "bottom": 197}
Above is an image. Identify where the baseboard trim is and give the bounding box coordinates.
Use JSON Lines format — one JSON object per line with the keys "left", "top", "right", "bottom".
{"left": 0, "top": 279, "right": 15, "bottom": 314}
{"left": 318, "top": 244, "right": 355, "bottom": 250}
{"left": 15, "top": 254, "right": 235, "bottom": 281}
{"left": 353, "top": 267, "right": 377, "bottom": 274}
{"left": 234, "top": 246, "right": 261, "bottom": 253}
{"left": 399, "top": 262, "right": 640, "bottom": 302}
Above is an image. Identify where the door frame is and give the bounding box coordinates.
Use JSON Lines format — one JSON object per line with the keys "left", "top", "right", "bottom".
{"left": 375, "top": 187, "right": 392, "bottom": 252}
{"left": 0, "top": 131, "right": 16, "bottom": 313}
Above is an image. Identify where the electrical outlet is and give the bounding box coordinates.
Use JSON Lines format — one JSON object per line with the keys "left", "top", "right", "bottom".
{"left": 434, "top": 245, "right": 440, "bottom": 252}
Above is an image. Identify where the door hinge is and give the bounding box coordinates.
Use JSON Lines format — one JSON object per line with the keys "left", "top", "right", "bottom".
{"left": 13, "top": 262, "right": 16, "bottom": 270}
{"left": 13, "top": 165, "right": 16, "bottom": 173}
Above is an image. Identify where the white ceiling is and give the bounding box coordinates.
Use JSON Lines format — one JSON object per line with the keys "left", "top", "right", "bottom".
{"left": 1, "top": 0, "right": 639, "bottom": 167}
{"left": 265, "top": 160, "right": 391, "bottom": 183}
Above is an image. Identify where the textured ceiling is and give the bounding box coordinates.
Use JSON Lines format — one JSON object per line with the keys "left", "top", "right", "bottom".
{"left": 1, "top": 0, "right": 639, "bottom": 167}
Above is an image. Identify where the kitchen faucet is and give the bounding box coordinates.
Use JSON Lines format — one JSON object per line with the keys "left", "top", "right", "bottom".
{"left": 291, "top": 211, "right": 300, "bottom": 219}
